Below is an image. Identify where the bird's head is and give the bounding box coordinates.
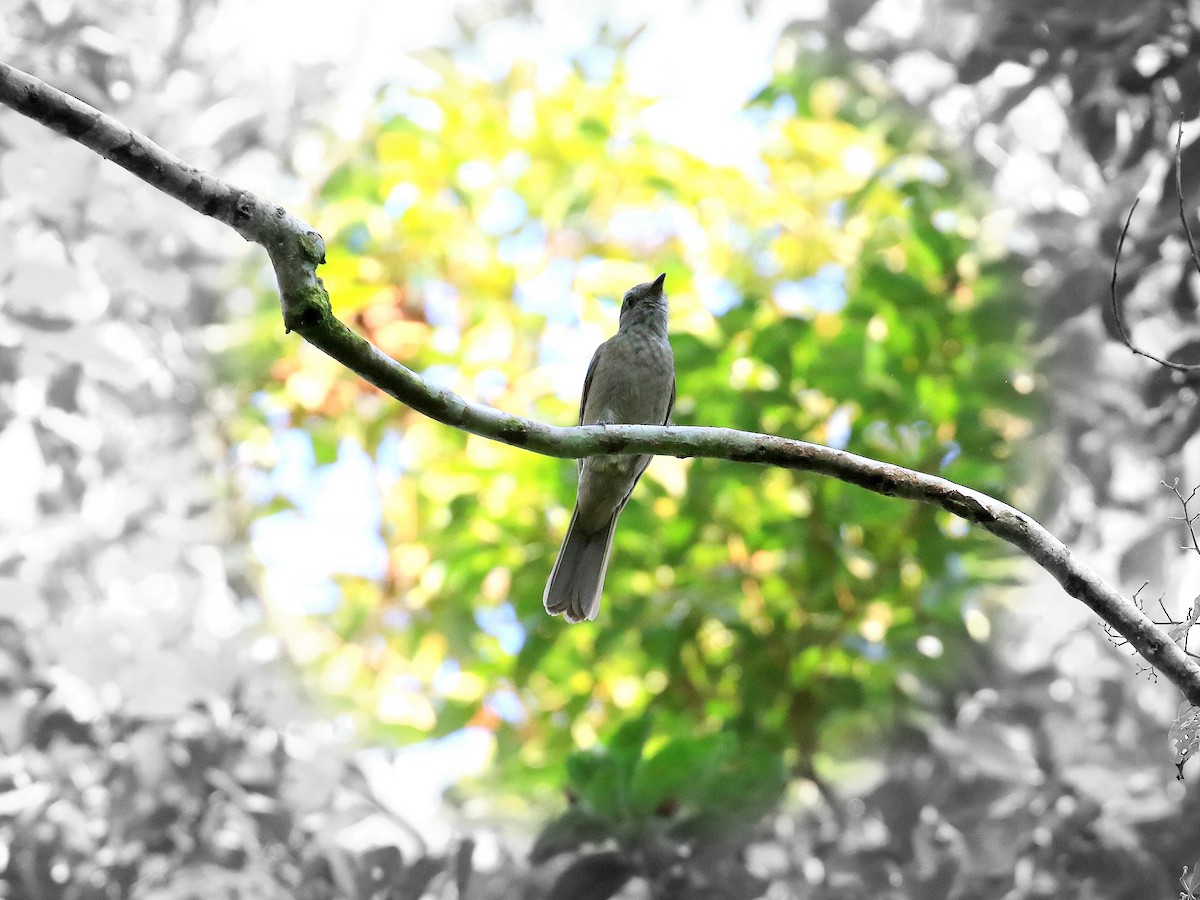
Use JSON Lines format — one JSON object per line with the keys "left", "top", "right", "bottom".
{"left": 618, "top": 272, "right": 668, "bottom": 332}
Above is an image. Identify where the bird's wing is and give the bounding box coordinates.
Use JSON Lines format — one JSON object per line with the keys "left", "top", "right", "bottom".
{"left": 575, "top": 342, "right": 608, "bottom": 474}
{"left": 664, "top": 375, "right": 675, "bottom": 426}
{"left": 578, "top": 348, "right": 600, "bottom": 427}
{"left": 578, "top": 342, "right": 604, "bottom": 426}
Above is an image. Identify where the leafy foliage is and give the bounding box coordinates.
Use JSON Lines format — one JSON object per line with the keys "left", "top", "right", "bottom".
{"left": 530, "top": 719, "right": 784, "bottom": 899}
{"left": 230, "top": 44, "right": 1034, "bottom": 804}
{"left": 550, "top": 720, "right": 783, "bottom": 846}
{"left": 827, "top": 0, "right": 1200, "bottom": 590}
{"left": 0, "top": 3, "right": 481, "bottom": 898}
{"left": 0, "top": 642, "right": 462, "bottom": 900}
{"left": 731, "top": 641, "right": 1200, "bottom": 899}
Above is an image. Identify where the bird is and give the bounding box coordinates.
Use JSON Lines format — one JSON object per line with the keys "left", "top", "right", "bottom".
{"left": 543, "top": 273, "right": 676, "bottom": 623}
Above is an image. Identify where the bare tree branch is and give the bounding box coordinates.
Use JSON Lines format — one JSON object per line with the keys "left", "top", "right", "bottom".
{"left": 1109, "top": 120, "right": 1200, "bottom": 372}
{"left": 4, "top": 60, "right": 1200, "bottom": 705}
{"left": 1175, "top": 119, "right": 1200, "bottom": 291}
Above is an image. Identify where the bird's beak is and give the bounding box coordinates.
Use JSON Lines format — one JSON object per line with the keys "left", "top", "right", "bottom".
{"left": 652, "top": 272, "right": 667, "bottom": 291}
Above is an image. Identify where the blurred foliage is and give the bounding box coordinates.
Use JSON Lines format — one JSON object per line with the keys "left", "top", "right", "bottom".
{"left": 719, "top": 640, "right": 1200, "bottom": 900}
{"left": 0, "top": 1, "right": 485, "bottom": 897}
{"left": 0, "top": 638, "right": 456, "bottom": 900}
{"left": 820, "top": 0, "right": 1200, "bottom": 576}
{"left": 529, "top": 717, "right": 786, "bottom": 899}
{"left": 229, "top": 38, "right": 1035, "bottom": 809}
{"left": 521, "top": 632, "right": 1200, "bottom": 899}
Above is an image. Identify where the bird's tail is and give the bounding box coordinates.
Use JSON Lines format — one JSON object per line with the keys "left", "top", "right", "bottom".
{"left": 543, "top": 508, "right": 618, "bottom": 624}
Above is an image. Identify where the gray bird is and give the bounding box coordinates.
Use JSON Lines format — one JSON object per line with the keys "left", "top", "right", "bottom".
{"left": 543, "top": 273, "right": 676, "bottom": 623}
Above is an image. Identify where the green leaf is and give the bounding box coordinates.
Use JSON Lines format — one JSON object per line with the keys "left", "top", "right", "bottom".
{"left": 565, "top": 751, "right": 622, "bottom": 823}
{"left": 669, "top": 749, "right": 787, "bottom": 839}
{"left": 607, "top": 717, "right": 653, "bottom": 782}
{"left": 628, "top": 733, "right": 735, "bottom": 817}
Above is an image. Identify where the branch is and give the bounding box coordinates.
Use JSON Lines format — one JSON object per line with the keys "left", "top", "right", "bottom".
{"left": 1109, "top": 120, "right": 1200, "bottom": 372}
{"left": 5, "top": 60, "right": 1200, "bottom": 706}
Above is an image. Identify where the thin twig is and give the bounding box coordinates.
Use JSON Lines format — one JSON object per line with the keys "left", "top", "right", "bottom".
{"left": 1111, "top": 197, "right": 1141, "bottom": 348}
{"left": 1105, "top": 483, "right": 1200, "bottom": 664}
{"left": 1109, "top": 120, "right": 1200, "bottom": 371}
{"left": 1178, "top": 117, "right": 1200, "bottom": 282}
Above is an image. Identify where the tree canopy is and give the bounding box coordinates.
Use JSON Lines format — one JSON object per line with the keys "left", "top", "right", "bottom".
{"left": 230, "top": 47, "right": 1033, "bottom": 805}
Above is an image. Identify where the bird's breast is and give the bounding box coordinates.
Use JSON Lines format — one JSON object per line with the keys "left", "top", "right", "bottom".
{"left": 581, "top": 332, "right": 674, "bottom": 427}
